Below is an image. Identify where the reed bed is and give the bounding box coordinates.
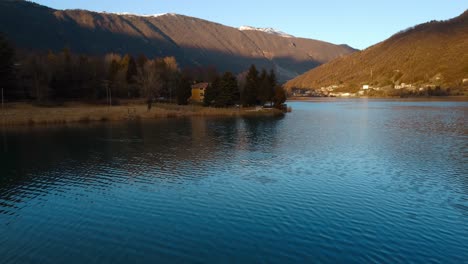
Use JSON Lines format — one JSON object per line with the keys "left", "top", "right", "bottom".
{"left": 0, "top": 103, "right": 284, "bottom": 126}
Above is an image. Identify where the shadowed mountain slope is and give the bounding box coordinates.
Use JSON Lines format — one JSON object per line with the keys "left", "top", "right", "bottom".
{"left": 0, "top": 0, "right": 356, "bottom": 81}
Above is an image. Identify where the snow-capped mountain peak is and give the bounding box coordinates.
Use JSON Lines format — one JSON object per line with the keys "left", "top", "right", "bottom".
{"left": 103, "top": 12, "right": 178, "bottom": 18}
{"left": 239, "top": 26, "right": 294, "bottom": 38}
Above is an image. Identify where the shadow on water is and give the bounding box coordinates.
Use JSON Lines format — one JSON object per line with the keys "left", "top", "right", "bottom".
{"left": 0, "top": 116, "right": 284, "bottom": 217}
{"left": 2, "top": 127, "right": 7, "bottom": 153}
{"left": 0, "top": 101, "right": 467, "bottom": 263}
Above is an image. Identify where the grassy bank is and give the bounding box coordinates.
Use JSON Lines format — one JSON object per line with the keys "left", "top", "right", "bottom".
{"left": 0, "top": 102, "right": 284, "bottom": 126}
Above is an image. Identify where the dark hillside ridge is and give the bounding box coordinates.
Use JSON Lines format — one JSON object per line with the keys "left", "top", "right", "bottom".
{"left": 0, "top": 0, "right": 356, "bottom": 81}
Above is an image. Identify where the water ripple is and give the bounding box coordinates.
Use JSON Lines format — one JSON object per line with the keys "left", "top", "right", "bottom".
{"left": 0, "top": 100, "right": 467, "bottom": 263}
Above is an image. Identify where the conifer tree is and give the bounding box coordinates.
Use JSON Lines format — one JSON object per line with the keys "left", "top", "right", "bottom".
{"left": 216, "top": 72, "right": 238, "bottom": 107}
{"left": 258, "top": 69, "right": 270, "bottom": 105}
{"left": 176, "top": 74, "right": 191, "bottom": 105}
{"left": 0, "top": 34, "right": 15, "bottom": 99}
{"left": 267, "top": 69, "right": 277, "bottom": 104}
{"left": 241, "top": 64, "right": 259, "bottom": 106}
{"left": 268, "top": 69, "right": 277, "bottom": 86}
{"left": 204, "top": 75, "right": 220, "bottom": 106}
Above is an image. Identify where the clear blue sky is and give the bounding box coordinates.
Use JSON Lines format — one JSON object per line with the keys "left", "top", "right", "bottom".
{"left": 32, "top": 0, "right": 466, "bottom": 49}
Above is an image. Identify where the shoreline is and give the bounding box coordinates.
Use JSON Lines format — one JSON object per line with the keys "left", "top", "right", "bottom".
{"left": 0, "top": 103, "right": 285, "bottom": 127}
{"left": 288, "top": 96, "right": 468, "bottom": 101}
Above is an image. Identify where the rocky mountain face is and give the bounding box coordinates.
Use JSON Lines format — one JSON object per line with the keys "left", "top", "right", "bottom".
{"left": 0, "top": 0, "right": 356, "bottom": 82}
{"left": 285, "top": 10, "right": 468, "bottom": 90}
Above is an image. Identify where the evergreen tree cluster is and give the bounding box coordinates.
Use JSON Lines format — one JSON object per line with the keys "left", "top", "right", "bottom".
{"left": 203, "top": 64, "right": 287, "bottom": 108}
{"left": 203, "top": 72, "right": 239, "bottom": 107}
{"left": 240, "top": 65, "right": 285, "bottom": 107}
{"left": 0, "top": 34, "right": 16, "bottom": 98}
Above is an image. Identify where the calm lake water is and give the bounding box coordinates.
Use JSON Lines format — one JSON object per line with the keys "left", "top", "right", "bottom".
{"left": 1, "top": 99, "right": 467, "bottom": 263}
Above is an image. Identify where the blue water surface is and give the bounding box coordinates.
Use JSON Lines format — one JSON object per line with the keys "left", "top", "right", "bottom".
{"left": 1, "top": 99, "right": 467, "bottom": 263}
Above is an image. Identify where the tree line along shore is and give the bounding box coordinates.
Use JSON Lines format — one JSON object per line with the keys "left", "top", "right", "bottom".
{"left": 0, "top": 34, "right": 288, "bottom": 126}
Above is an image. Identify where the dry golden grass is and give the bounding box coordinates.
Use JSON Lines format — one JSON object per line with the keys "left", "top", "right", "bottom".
{"left": 285, "top": 11, "right": 468, "bottom": 91}
{"left": 0, "top": 103, "right": 284, "bottom": 126}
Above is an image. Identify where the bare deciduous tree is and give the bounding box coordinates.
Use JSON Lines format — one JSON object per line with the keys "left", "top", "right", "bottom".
{"left": 135, "top": 60, "right": 162, "bottom": 99}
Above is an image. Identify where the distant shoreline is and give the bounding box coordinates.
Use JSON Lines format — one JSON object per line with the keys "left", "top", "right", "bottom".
{"left": 0, "top": 103, "right": 284, "bottom": 127}
{"left": 288, "top": 96, "right": 468, "bottom": 102}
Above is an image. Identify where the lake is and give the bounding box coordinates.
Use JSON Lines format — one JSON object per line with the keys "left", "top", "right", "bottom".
{"left": 1, "top": 99, "right": 467, "bottom": 263}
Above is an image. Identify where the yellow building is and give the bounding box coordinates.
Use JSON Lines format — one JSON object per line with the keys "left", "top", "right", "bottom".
{"left": 190, "top": 82, "right": 209, "bottom": 103}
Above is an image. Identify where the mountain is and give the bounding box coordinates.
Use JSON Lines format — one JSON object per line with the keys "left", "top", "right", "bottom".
{"left": 239, "top": 26, "right": 294, "bottom": 38}
{"left": 285, "top": 10, "right": 468, "bottom": 90}
{"left": 0, "top": 0, "right": 356, "bottom": 82}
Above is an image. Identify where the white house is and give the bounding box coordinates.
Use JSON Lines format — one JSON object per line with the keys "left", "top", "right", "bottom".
{"left": 362, "top": 85, "right": 370, "bottom": 90}
{"left": 395, "top": 83, "right": 414, "bottom": 89}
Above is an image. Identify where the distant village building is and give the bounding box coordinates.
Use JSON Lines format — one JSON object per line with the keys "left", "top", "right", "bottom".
{"left": 394, "top": 83, "right": 413, "bottom": 90}
{"left": 329, "top": 92, "right": 356, "bottom": 97}
{"left": 463, "top": 78, "right": 468, "bottom": 84}
{"left": 291, "top": 88, "right": 317, "bottom": 97}
{"left": 362, "top": 85, "right": 370, "bottom": 90}
{"left": 321, "top": 84, "right": 342, "bottom": 92}
{"left": 291, "top": 88, "right": 305, "bottom": 96}
{"left": 190, "top": 82, "right": 209, "bottom": 103}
